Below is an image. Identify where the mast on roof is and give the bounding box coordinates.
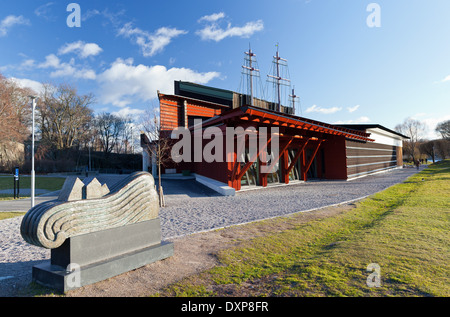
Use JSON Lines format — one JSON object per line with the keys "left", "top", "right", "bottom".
{"left": 267, "top": 43, "right": 291, "bottom": 112}
{"left": 241, "top": 44, "right": 261, "bottom": 106}
{"left": 289, "top": 86, "right": 300, "bottom": 115}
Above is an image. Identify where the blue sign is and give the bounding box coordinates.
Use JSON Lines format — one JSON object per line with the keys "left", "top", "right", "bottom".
{"left": 14, "top": 167, "right": 19, "bottom": 179}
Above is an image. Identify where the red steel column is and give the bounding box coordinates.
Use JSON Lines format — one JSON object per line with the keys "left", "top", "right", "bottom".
{"left": 282, "top": 149, "right": 290, "bottom": 184}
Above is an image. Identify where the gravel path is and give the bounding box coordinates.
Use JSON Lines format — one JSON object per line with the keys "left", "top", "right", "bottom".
{"left": 0, "top": 167, "right": 422, "bottom": 297}
{"left": 160, "top": 167, "right": 423, "bottom": 239}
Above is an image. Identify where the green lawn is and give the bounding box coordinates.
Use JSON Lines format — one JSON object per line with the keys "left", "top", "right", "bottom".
{"left": 0, "top": 176, "right": 66, "bottom": 200}
{"left": 159, "top": 160, "right": 450, "bottom": 297}
{"left": 0, "top": 176, "right": 66, "bottom": 191}
{"left": 0, "top": 212, "right": 26, "bottom": 220}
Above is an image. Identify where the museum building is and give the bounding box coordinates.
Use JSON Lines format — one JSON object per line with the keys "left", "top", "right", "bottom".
{"left": 141, "top": 81, "right": 408, "bottom": 195}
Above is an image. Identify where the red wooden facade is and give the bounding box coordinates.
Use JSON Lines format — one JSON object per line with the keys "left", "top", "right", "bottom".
{"left": 156, "top": 91, "right": 387, "bottom": 192}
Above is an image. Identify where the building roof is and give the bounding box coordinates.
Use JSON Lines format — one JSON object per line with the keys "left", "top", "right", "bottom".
{"left": 194, "top": 105, "right": 375, "bottom": 142}
{"left": 174, "top": 81, "right": 234, "bottom": 107}
{"left": 334, "top": 124, "right": 409, "bottom": 139}
{"left": 163, "top": 81, "right": 406, "bottom": 143}
{"left": 158, "top": 92, "right": 230, "bottom": 108}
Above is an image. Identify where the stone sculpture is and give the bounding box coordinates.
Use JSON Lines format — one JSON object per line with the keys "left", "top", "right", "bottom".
{"left": 20, "top": 171, "right": 173, "bottom": 292}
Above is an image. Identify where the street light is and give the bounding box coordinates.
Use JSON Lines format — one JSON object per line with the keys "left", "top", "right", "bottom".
{"left": 29, "top": 96, "right": 37, "bottom": 208}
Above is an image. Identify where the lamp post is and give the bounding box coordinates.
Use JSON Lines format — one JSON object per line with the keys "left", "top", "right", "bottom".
{"left": 29, "top": 96, "right": 37, "bottom": 208}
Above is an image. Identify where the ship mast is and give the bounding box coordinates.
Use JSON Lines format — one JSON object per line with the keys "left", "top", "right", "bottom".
{"left": 241, "top": 44, "right": 260, "bottom": 106}
{"left": 267, "top": 44, "right": 290, "bottom": 112}
{"left": 289, "top": 86, "right": 300, "bottom": 115}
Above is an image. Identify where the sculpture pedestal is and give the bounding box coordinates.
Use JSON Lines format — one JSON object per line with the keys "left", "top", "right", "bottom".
{"left": 32, "top": 219, "right": 174, "bottom": 293}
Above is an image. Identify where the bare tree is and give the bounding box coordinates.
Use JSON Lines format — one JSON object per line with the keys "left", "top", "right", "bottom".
{"left": 395, "top": 118, "right": 426, "bottom": 162}
{"left": 0, "top": 74, "right": 33, "bottom": 170}
{"left": 139, "top": 109, "right": 173, "bottom": 207}
{"left": 119, "top": 115, "right": 134, "bottom": 154}
{"left": 436, "top": 120, "right": 450, "bottom": 140}
{"left": 38, "top": 83, "right": 94, "bottom": 153}
{"left": 0, "top": 74, "right": 32, "bottom": 144}
{"left": 94, "top": 112, "right": 126, "bottom": 155}
{"left": 434, "top": 139, "right": 450, "bottom": 160}
{"left": 419, "top": 140, "right": 437, "bottom": 163}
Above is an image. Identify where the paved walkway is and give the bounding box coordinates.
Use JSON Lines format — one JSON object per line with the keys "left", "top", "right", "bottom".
{"left": 0, "top": 192, "right": 60, "bottom": 212}
{"left": 0, "top": 189, "right": 53, "bottom": 210}
{"left": 0, "top": 168, "right": 426, "bottom": 213}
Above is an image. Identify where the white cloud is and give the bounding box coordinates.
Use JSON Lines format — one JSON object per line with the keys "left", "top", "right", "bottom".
{"left": 118, "top": 23, "right": 187, "bottom": 57}
{"left": 34, "top": 2, "right": 55, "bottom": 20}
{"left": 306, "top": 104, "right": 342, "bottom": 114}
{"left": 82, "top": 8, "right": 125, "bottom": 25}
{"left": 10, "top": 77, "right": 45, "bottom": 95}
{"left": 347, "top": 105, "right": 360, "bottom": 113}
{"left": 20, "top": 59, "right": 36, "bottom": 69}
{"left": 38, "top": 54, "right": 61, "bottom": 68}
{"left": 112, "top": 107, "right": 146, "bottom": 117}
{"left": 38, "top": 54, "right": 96, "bottom": 80}
{"left": 0, "top": 15, "right": 30, "bottom": 36}
{"left": 196, "top": 18, "right": 264, "bottom": 42}
{"left": 97, "top": 58, "right": 220, "bottom": 107}
{"left": 198, "top": 12, "right": 226, "bottom": 23}
{"left": 58, "top": 41, "right": 103, "bottom": 58}
{"left": 441, "top": 75, "right": 450, "bottom": 83}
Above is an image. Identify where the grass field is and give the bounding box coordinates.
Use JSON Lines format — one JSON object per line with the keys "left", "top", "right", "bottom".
{"left": 0, "top": 176, "right": 65, "bottom": 200}
{"left": 0, "top": 212, "right": 25, "bottom": 221}
{"left": 159, "top": 161, "right": 450, "bottom": 297}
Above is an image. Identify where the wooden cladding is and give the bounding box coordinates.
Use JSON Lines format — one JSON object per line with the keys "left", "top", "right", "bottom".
{"left": 160, "top": 99, "right": 180, "bottom": 131}
{"left": 346, "top": 140, "right": 400, "bottom": 179}
{"left": 347, "top": 156, "right": 397, "bottom": 166}
{"left": 347, "top": 161, "right": 398, "bottom": 178}
{"left": 160, "top": 94, "right": 224, "bottom": 131}
{"left": 186, "top": 104, "right": 221, "bottom": 118}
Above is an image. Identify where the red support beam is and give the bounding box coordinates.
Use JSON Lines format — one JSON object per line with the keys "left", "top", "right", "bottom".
{"left": 233, "top": 135, "right": 273, "bottom": 189}
{"left": 286, "top": 139, "right": 310, "bottom": 176}
{"left": 301, "top": 147, "right": 306, "bottom": 181}
{"left": 282, "top": 148, "right": 290, "bottom": 184}
{"left": 261, "top": 137, "right": 294, "bottom": 175}
{"left": 230, "top": 135, "right": 246, "bottom": 183}
{"left": 301, "top": 140, "right": 324, "bottom": 181}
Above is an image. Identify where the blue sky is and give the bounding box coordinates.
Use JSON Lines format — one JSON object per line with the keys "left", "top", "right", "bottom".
{"left": 1, "top": 0, "right": 449, "bottom": 139}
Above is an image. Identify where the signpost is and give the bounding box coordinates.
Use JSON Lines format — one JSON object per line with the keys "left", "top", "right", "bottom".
{"left": 30, "top": 96, "right": 37, "bottom": 208}
{"left": 13, "top": 167, "right": 19, "bottom": 199}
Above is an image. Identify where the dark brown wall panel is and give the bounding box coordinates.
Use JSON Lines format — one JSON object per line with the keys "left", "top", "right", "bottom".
{"left": 347, "top": 161, "right": 397, "bottom": 177}
{"left": 346, "top": 140, "right": 400, "bottom": 178}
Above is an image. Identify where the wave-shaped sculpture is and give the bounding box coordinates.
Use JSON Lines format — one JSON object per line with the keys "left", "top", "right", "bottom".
{"left": 20, "top": 172, "right": 159, "bottom": 249}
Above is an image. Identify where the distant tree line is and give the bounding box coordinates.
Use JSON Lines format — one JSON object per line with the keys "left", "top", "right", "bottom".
{"left": 395, "top": 118, "right": 450, "bottom": 164}
{"left": 0, "top": 73, "right": 141, "bottom": 173}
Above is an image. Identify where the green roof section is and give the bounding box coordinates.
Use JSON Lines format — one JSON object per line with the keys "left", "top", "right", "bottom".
{"left": 177, "top": 81, "right": 234, "bottom": 101}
